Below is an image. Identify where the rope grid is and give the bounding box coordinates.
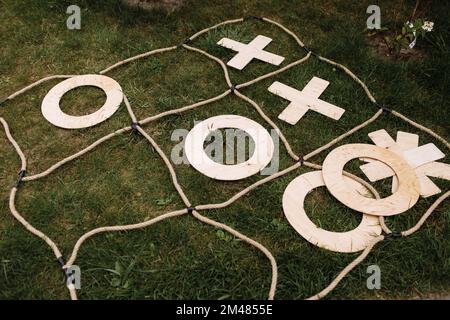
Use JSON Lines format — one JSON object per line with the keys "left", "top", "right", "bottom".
{"left": 1, "top": 16, "right": 449, "bottom": 301}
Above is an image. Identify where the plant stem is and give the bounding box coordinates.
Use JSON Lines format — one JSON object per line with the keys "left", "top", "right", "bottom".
{"left": 410, "top": 0, "right": 420, "bottom": 21}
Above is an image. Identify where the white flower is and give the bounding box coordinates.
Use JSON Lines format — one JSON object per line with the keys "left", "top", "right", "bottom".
{"left": 422, "top": 21, "right": 434, "bottom": 32}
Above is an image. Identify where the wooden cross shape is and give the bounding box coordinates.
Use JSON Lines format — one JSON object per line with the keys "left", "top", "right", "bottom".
{"left": 268, "top": 77, "right": 345, "bottom": 125}
{"left": 217, "top": 35, "right": 285, "bottom": 70}
{"left": 360, "top": 129, "right": 450, "bottom": 197}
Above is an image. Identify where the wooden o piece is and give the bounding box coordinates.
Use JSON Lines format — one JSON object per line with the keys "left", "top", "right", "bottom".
{"left": 41, "top": 75, "right": 123, "bottom": 129}
{"left": 322, "top": 144, "right": 420, "bottom": 216}
{"left": 282, "top": 170, "right": 381, "bottom": 253}
{"left": 184, "top": 115, "right": 274, "bottom": 180}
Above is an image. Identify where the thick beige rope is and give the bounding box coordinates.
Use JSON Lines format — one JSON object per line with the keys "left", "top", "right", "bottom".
{"left": 1, "top": 17, "right": 449, "bottom": 302}
{"left": 182, "top": 44, "right": 233, "bottom": 88}
{"left": 191, "top": 210, "right": 278, "bottom": 300}
{"left": 68, "top": 285, "right": 78, "bottom": 300}
{"left": 139, "top": 90, "right": 231, "bottom": 125}
{"left": 392, "top": 110, "right": 450, "bottom": 150}
{"left": 236, "top": 53, "right": 312, "bottom": 89}
{"left": 99, "top": 46, "right": 178, "bottom": 75}
{"left": 304, "top": 109, "right": 383, "bottom": 160}
{"left": 307, "top": 235, "right": 385, "bottom": 300}
{"left": 380, "top": 191, "right": 450, "bottom": 236}
{"left": 5, "top": 75, "right": 76, "bottom": 102}
{"left": 135, "top": 124, "right": 278, "bottom": 299}
{"left": 65, "top": 209, "right": 187, "bottom": 267}
{"left": 318, "top": 56, "right": 377, "bottom": 103}
{"left": 196, "top": 162, "right": 301, "bottom": 211}
{"left": 188, "top": 18, "right": 244, "bottom": 41}
{"left": 123, "top": 95, "right": 138, "bottom": 123}
{"left": 184, "top": 32, "right": 302, "bottom": 166}
{"left": 23, "top": 127, "right": 132, "bottom": 182}
{"left": 136, "top": 126, "right": 191, "bottom": 207}
{"left": 303, "top": 161, "right": 381, "bottom": 200}
{"left": 306, "top": 189, "right": 450, "bottom": 300}
{"left": 98, "top": 19, "right": 242, "bottom": 76}
{"left": 402, "top": 190, "right": 450, "bottom": 236}
{"left": 0, "top": 117, "right": 27, "bottom": 171}
{"left": 21, "top": 91, "right": 232, "bottom": 183}
{"left": 262, "top": 17, "right": 305, "bottom": 47}
{"left": 1, "top": 117, "right": 64, "bottom": 272}
{"left": 9, "top": 187, "right": 63, "bottom": 259}
{"left": 64, "top": 207, "right": 188, "bottom": 302}
{"left": 303, "top": 161, "right": 450, "bottom": 299}
{"left": 234, "top": 90, "right": 300, "bottom": 161}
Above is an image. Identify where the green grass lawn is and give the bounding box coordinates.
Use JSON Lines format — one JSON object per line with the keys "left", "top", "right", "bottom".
{"left": 0, "top": 0, "right": 449, "bottom": 300}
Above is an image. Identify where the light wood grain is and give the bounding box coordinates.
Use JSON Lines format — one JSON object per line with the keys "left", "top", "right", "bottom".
{"left": 323, "top": 144, "right": 420, "bottom": 216}
{"left": 415, "top": 162, "right": 450, "bottom": 197}
{"left": 268, "top": 77, "right": 345, "bottom": 125}
{"left": 217, "top": 35, "right": 285, "bottom": 70}
{"left": 184, "top": 115, "right": 274, "bottom": 180}
{"left": 282, "top": 170, "right": 381, "bottom": 253}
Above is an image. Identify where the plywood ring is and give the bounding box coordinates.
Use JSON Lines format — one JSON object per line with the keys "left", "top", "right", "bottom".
{"left": 41, "top": 75, "right": 123, "bottom": 129}
{"left": 282, "top": 170, "right": 382, "bottom": 253}
{"left": 322, "top": 144, "right": 420, "bottom": 216}
{"left": 184, "top": 115, "right": 274, "bottom": 181}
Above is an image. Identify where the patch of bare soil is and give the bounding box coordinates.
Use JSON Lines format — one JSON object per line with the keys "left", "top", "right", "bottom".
{"left": 367, "top": 34, "right": 427, "bottom": 61}
{"left": 122, "top": 0, "right": 184, "bottom": 12}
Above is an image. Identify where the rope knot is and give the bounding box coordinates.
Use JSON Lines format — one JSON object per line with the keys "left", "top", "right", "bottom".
{"left": 244, "top": 15, "right": 263, "bottom": 21}
{"left": 57, "top": 257, "right": 71, "bottom": 283}
{"left": 299, "top": 155, "right": 305, "bottom": 166}
{"left": 57, "top": 256, "right": 66, "bottom": 268}
{"left": 384, "top": 231, "right": 402, "bottom": 240}
{"left": 58, "top": 257, "right": 77, "bottom": 287}
{"left": 15, "top": 170, "right": 26, "bottom": 188}
{"left": 302, "top": 45, "right": 312, "bottom": 53}
{"left": 302, "top": 46, "right": 320, "bottom": 57}
{"left": 178, "top": 38, "right": 192, "bottom": 48}
{"left": 381, "top": 106, "right": 392, "bottom": 113}
{"left": 230, "top": 84, "right": 236, "bottom": 94}
{"left": 187, "top": 207, "right": 196, "bottom": 214}
{"left": 131, "top": 122, "right": 141, "bottom": 135}
{"left": 375, "top": 102, "right": 391, "bottom": 113}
